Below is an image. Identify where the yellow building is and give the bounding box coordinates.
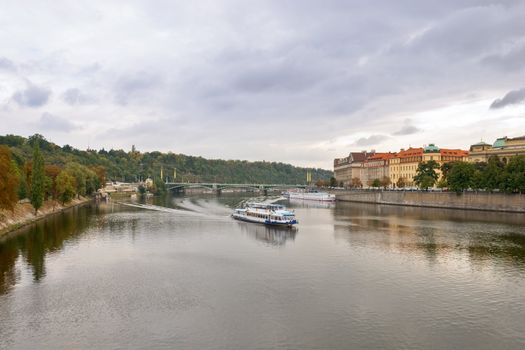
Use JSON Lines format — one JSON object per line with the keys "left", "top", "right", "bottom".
{"left": 389, "top": 144, "right": 469, "bottom": 188}
{"left": 469, "top": 136, "right": 525, "bottom": 163}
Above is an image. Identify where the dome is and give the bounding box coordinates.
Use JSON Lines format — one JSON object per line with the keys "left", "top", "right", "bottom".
{"left": 423, "top": 143, "right": 440, "bottom": 153}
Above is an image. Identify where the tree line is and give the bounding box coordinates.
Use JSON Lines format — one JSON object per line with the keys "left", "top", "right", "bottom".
{"left": 0, "top": 136, "right": 104, "bottom": 214}
{"left": 414, "top": 156, "right": 525, "bottom": 193}
{"left": 0, "top": 134, "right": 332, "bottom": 185}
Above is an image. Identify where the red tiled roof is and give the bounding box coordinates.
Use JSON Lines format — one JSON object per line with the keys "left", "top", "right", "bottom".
{"left": 397, "top": 147, "right": 423, "bottom": 158}
{"left": 367, "top": 152, "right": 396, "bottom": 161}
{"left": 439, "top": 149, "right": 469, "bottom": 156}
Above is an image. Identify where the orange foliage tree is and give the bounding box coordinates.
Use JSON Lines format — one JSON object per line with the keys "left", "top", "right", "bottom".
{"left": 0, "top": 146, "right": 20, "bottom": 211}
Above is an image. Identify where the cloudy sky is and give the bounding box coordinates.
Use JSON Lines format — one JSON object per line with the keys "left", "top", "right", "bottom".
{"left": 1, "top": 0, "right": 525, "bottom": 169}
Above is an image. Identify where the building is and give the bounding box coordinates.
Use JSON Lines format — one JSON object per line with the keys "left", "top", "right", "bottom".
{"left": 469, "top": 136, "right": 525, "bottom": 163}
{"left": 334, "top": 151, "right": 374, "bottom": 187}
{"left": 389, "top": 144, "right": 468, "bottom": 187}
{"left": 364, "top": 153, "right": 396, "bottom": 186}
{"left": 389, "top": 147, "right": 423, "bottom": 187}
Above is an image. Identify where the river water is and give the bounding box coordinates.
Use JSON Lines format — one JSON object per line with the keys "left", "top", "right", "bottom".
{"left": 1, "top": 194, "right": 525, "bottom": 349}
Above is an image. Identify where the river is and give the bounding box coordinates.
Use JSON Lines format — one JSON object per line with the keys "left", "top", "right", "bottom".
{"left": 1, "top": 194, "right": 525, "bottom": 349}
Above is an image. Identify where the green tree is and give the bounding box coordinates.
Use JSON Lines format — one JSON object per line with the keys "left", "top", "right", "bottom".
{"left": 30, "top": 141, "right": 45, "bottom": 214}
{"left": 371, "top": 178, "right": 381, "bottom": 188}
{"left": 482, "top": 156, "right": 504, "bottom": 191}
{"left": 447, "top": 162, "right": 475, "bottom": 193}
{"left": 329, "top": 177, "right": 337, "bottom": 187}
{"left": 500, "top": 155, "right": 525, "bottom": 193}
{"left": 56, "top": 170, "right": 76, "bottom": 204}
{"left": 436, "top": 178, "right": 448, "bottom": 189}
{"left": 152, "top": 177, "right": 166, "bottom": 195}
{"left": 414, "top": 160, "right": 439, "bottom": 190}
{"left": 65, "top": 162, "right": 87, "bottom": 198}
{"left": 440, "top": 162, "right": 456, "bottom": 182}
{"left": 0, "top": 146, "right": 20, "bottom": 211}
{"left": 18, "top": 169, "right": 28, "bottom": 200}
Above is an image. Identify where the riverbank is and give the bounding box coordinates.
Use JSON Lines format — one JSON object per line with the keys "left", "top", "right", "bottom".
{"left": 0, "top": 197, "right": 92, "bottom": 237}
{"left": 335, "top": 190, "right": 525, "bottom": 213}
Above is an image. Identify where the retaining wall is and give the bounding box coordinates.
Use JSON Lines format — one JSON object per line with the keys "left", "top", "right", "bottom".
{"left": 336, "top": 191, "right": 525, "bottom": 213}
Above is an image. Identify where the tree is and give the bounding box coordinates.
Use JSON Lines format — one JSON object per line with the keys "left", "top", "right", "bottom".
{"left": 91, "top": 166, "right": 106, "bottom": 187}
{"left": 396, "top": 177, "right": 406, "bottom": 188}
{"left": 440, "top": 162, "right": 456, "bottom": 181}
{"left": 65, "top": 162, "right": 87, "bottom": 198}
{"left": 481, "top": 156, "right": 504, "bottom": 191}
{"left": 436, "top": 178, "right": 448, "bottom": 189}
{"left": 329, "top": 177, "right": 337, "bottom": 187}
{"left": 152, "top": 176, "right": 167, "bottom": 195}
{"left": 0, "top": 146, "right": 20, "bottom": 211}
{"left": 351, "top": 177, "right": 362, "bottom": 188}
{"left": 315, "top": 179, "right": 326, "bottom": 187}
{"left": 500, "top": 155, "right": 525, "bottom": 193}
{"left": 371, "top": 178, "right": 381, "bottom": 188}
{"left": 447, "top": 162, "right": 475, "bottom": 193}
{"left": 380, "top": 176, "right": 391, "bottom": 189}
{"left": 56, "top": 171, "right": 76, "bottom": 204}
{"left": 30, "top": 141, "right": 45, "bottom": 214}
{"left": 44, "top": 165, "right": 61, "bottom": 201}
{"left": 414, "top": 160, "right": 439, "bottom": 190}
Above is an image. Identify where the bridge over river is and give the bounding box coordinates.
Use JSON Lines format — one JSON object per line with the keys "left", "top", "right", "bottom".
{"left": 165, "top": 182, "right": 307, "bottom": 194}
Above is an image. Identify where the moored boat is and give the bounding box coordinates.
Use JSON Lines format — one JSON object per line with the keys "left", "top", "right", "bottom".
{"left": 283, "top": 189, "right": 336, "bottom": 202}
{"left": 231, "top": 203, "right": 298, "bottom": 227}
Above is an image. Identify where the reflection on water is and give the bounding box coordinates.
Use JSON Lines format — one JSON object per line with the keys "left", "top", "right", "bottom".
{"left": 333, "top": 202, "right": 525, "bottom": 268}
{"left": 1, "top": 194, "right": 525, "bottom": 349}
{"left": 237, "top": 222, "right": 297, "bottom": 246}
{"left": 0, "top": 206, "right": 92, "bottom": 294}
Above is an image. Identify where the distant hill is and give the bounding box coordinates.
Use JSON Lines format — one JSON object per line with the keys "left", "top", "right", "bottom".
{"left": 0, "top": 134, "right": 333, "bottom": 184}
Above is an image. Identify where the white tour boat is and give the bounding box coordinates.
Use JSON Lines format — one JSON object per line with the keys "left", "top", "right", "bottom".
{"left": 231, "top": 203, "right": 298, "bottom": 227}
{"left": 283, "top": 189, "right": 336, "bottom": 202}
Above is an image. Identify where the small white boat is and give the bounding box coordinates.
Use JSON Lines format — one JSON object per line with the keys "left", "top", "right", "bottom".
{"left": 231, "top": 203, "right": 298, "bottom": 227}
{"left": 283, "top": 189, "right": 336, "bottom": 202}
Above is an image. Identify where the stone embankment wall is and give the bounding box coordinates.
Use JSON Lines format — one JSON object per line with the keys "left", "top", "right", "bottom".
{"left": 336, "top": 191, "right": 525, "bottom": 213}
{"left": 0, "top": 197, "right": 91, "bottom": 237}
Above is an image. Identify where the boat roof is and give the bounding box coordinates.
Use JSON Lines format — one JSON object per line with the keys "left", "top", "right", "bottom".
{"left": 246, "top": 202, "right": 285, "bottom": 209}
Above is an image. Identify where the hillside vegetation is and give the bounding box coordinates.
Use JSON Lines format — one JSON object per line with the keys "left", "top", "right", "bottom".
{"left": 0, "top": 134, "right": 332, "bottom": 184}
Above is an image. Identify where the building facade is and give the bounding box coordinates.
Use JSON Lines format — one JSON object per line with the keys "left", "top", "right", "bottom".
{"left": 468, "top": 136, "right": 525, "bottom": 163}
{"left": 334, "top": 151, "right": 374, "bottom": 187}
{"left": 364, "top": 153, "right": 395, "bottom": 186}
{"left": 337, "top": 144, "right": 469, "bottom": 189}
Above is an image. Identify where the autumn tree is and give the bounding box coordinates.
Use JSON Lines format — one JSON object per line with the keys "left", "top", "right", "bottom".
{"left": 30, "top": 142, "right": 45, "bottom": 214}
{"left": 396, "top": 177, "right": 406, "bottom": 188}
{"left": 56, "top": 170, "right": 76, "bottom": 204}
{"left": 380, "top": 176, "right": 391, "bottom": 189}
{"left": 0, "top": 146, "right": 20, "bottom": 211}
{"left": 351, "top": 177, "right": 362, "bottom": 188}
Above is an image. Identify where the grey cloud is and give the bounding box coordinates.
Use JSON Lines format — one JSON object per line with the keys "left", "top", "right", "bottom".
{"left": 0, "top": 57, "right": 16, "bottom": 71}
{"left": 114, "top": 72, "right": 162, "bottom": 105}
{"left": 62, "top": 88, "right": 95, "bottom": 105}
{"left": 38, "top": 112, "right": 76, "bottom": 132}
{"left": 482, "top": 44, "right": 525, "bottom": 72}
{"left": 12, "top": 83, "right": 51, "bottom": 108}
{"left": 353, "top": 135, "right": 389, "bottom": 147}
{"left": 490, "top": 88, "right": 525, "bottom": 109}
{"left": 393, "top": 120, "right": 421, "bottom": 135}
{"left": 2, "top": 0, "right": 525, "bottom": 168}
